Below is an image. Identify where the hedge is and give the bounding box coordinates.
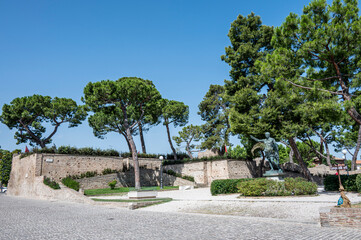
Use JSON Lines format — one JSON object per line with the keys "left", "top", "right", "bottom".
{"left": 21, "top": 146, "right": 120, "bottom": 158}
{"left": 356, "top": 174, "right": 361, "bottom": 193}
{"left": 238, "top": 177, "right": 317, "bottom": 196}
{"left": 324, "top": 174, "right": 358, "bottom": 192}
{"left": 210, "top": 179, "right": 251, "bottom": 195}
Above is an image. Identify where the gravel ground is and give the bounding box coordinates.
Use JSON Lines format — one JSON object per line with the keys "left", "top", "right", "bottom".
{"left": 92, "top": 187, "right": 361, "bottom": 224}
{"left": 1, "top": 194, "right": 361, "bottom": 240}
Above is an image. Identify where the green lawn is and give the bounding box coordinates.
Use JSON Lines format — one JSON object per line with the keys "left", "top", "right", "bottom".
{"left": 84, "top": 186, "right": 178, "bottom": 196}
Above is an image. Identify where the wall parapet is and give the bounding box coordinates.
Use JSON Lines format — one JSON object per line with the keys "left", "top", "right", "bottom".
{"left": 320, "top": 207, "right": 361, "bottom": 229}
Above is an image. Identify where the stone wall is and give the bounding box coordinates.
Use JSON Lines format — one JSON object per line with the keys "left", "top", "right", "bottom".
{"left": 76, "top": 169, "right": 195, "bottom": 190}
{"left": 40, "top": 154, "right": 125, "bottom": 181}
{"left": 164, "top": 159, "right": 254, "bottom": 186}
{"left": 7, "top": 154, "right": 93, "bottom": 203}
{"left": 13, "top": 153, "right": 162, "bottom": 182}
{"left": 320, "top": 207, "right": 361, "bottom": 229}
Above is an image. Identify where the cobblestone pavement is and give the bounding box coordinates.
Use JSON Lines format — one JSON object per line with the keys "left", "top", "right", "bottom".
{"left": 1, "top": 194, "right": 360, "bottom": 240}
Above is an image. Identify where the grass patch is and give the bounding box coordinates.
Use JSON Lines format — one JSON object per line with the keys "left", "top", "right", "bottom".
{"left": 84, "top": 186, "right": 178, "bottom": 196}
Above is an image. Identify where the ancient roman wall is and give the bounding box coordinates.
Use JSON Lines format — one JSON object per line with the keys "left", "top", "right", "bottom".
{"left": 164, "top": 159, "right": 253, "bottom": 186}
{"left": 39, "top": 154, "right": 125, "bottom": 181}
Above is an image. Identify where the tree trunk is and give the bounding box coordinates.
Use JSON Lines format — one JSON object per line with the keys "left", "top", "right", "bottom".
{"left": 352, "top": 125, "right": 361, "bottom": 171}
{"left": 324, "top": 141, "right": 331, "bottom": 167}
{"left": 139, "top": 122, "right": 147, "bottom": 154}
{"left": 186, "top": 145, "right": 193, "bottom": 159}
{"left": 39, "top": 141, "right": 46, "bottom": 149}
{"left": 288, "top": 137, "right": 313, "bottom": 181}
{"left": 122, "top": 133, "right": 132, "bottom": 153}
{"left": 127, "top": 127, "right": 141, "bottom": 189}
{"left": 259, "top": 151, "right": 265, "bottom": 177}
{"left": 289, "top": 147, "right": 294, "bottom": 163}
{"left": 165, "top": 123, "right": 177, "bottom": 160}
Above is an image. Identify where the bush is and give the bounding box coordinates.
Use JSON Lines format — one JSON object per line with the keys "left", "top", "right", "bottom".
{"left": 237, "top": 178, "right": 317, "bottom": 197}
{"left": 284, "top": 177, "right": 317, "bottom": 195}
{"left": 43, "top": 177, "right": 60, "bottom": 190}
{"left": 238, "top": 178, "right": 270, "bottom": 196}
{"left": 62, "top": 177, "right": 80, "bottom": 191}
{"left": 264, "top": 181, "right": 291, "bottom": 196}
{"left": 356, "top": 174, "right": 361, "bottom": 193}
{"left": 324, "top": 174, "right": 358, "bottom": 192}
{"left": 210, "top": 179, "right": 251, "bottom": 195}
{"left": 108, "top": 180, "right": 117, "bottom": 189}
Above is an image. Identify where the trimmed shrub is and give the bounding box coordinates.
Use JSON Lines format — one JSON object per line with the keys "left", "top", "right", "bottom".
{"left": 237, "top": 178, "right": 317, "bottom": 197}
{"left": 284, "top": 177, "right": 317, "bottom": 195}
{"left": 324, "top": 174, "right": 358, "bottom": 192}
{"left": 210, "top": 179, "right": 251, "bottom": 195}
{"left": 264, "top": 181, "right": 291, "bottom": 196}
{"left": 238, "top": 178, "right": 270, "bottom": 196}
{"left": 43, "top": 177, "right": 60, "bottom": 190}
{"left": 108, "top": 180, "right": 117, "bottom": 189}
{"left": 62, "top": 177, "right": 80, "bottom": 191}
{"left": 356, "top": 174, "right": 361, "bottom": 193}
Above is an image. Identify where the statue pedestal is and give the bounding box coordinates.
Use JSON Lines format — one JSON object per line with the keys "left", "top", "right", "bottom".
{"left": 264, "top": 170, "right": 285, "bottom": 181}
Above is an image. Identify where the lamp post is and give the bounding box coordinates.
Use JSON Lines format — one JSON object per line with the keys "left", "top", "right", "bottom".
{"left": 159, "top": 156, "right": 164, "bottom": 189}
{"left": 342, "top": 149, "right": 349, "bottom": 176}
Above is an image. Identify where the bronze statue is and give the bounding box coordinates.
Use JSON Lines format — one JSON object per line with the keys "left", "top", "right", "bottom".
{"left": 250, "top": 132, "right": 282, "bottom": 172}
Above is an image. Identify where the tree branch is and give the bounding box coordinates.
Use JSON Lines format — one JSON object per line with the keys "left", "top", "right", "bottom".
{"left": 284, "top": 79, "right": 343, "bottom": 95}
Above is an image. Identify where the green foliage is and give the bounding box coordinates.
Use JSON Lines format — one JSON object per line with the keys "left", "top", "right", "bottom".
{"left": 278, "top": 144, "right": 289, "bottom": 164}
{"left": 237, "top": 178, "right": 317, "bottom": 196}
{"left": 227, "top": 145, "right": 247, "bottom": 160}
{"left": 210, "top": 179, "right": 251, "bottom": 195}
{"left": 324, "top": 174, "right": 358, "bottom": 192}
{"left": 0, "top": 149, "right": 14, "bottom": 185}
{"left": 161, "top": 99, "right": 189, "bottom": 128}
{"left": 283, "top": 177, "right": 318, "bottom": 195}
{"left": 0, "top": 95, "right": 87, "bottom": 148}
{"left": 173, "top": 125, "right": 203, "bottom": 159}
{"left": 238, "top": 178, "right": 270, "bottom": 196}
{"left": 160, "top": 99, "right": 189, "bottom": 159}
{"left": 356, "top": 174, "right": 361, "bottom": 193}
{"left": 198, "top": 85, "right": 231, "bottom": 152}
{"left": 20, "top": 146, "right": 119, "bottom": 158}
{"left": 164, "top": 169, "right": 195, "bottom": 182}
{"left": 83, "top": 77, "right": 161, "bottom": 147}
{"left": 108, "top": 180, "right": 117, "bottom": 189}
{"left": 43, "top": 177, "right": 60, "bottom": 190}
{"left": 61, "top": 177, "right": 80, "bottom": 191}
{"left": 165, "top": 152, "right": 189, "bottom": 160}
{"left": 102, "top": 168, "right": 118, "bottom": 175}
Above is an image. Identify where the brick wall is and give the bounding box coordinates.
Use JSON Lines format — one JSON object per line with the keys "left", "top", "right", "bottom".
{"left": 320, "top": 207, "right": 361, "bottom": 229}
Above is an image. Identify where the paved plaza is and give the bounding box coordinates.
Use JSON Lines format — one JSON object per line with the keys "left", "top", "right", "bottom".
{"left": 1, "top": 194, "right": 361, "bottom": 240}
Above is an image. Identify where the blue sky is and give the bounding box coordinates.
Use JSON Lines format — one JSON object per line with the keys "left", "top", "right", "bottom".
{"left": 0, "top": 0, "right": 347, "bottom": 156}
